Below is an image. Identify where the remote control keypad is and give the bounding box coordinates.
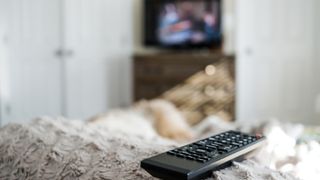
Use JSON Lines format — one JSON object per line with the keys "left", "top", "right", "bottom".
{"left": 166, "top": 131, "right": 259, "bottom": 163}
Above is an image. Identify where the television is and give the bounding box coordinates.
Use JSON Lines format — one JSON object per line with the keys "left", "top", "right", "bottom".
{"left": 144, "top": 0, "right": 222, "bottom": 49}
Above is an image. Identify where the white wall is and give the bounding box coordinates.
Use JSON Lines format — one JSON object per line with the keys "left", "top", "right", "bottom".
{"left": 63, "top": 0, "right": 134, "bottom": 119}
{"left": 222, "top": 0, "right": 236, "bottom": 55}
{"left": 236, "top": 0, "right": 320, "bottom": 125}
{"left": 0, "top": 0, "right": 10, "bottom": 126}
{"left": 316, "top": 0, "right": 320, "bottom": 118}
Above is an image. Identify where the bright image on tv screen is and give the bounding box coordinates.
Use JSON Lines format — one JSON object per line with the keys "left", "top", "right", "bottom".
{"left": 158, "top": 1, "right": 220, "bottom": 46}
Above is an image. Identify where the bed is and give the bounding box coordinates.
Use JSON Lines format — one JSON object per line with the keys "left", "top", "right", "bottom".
{"left": 0, "top": 116, "right": 318, "bottom": 180}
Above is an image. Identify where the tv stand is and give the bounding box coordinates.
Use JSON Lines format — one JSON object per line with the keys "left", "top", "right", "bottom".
{"left": 133, "top": 52, "right": 235, "bottom": 124}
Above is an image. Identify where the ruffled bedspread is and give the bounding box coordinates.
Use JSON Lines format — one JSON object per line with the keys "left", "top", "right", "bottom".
{"left": 0, "top": 118, "right": 297, "bottom": 180}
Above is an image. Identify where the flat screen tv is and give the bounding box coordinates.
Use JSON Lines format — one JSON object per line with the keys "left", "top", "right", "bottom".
{"left": 144, "top": 0, "right": 222, "bottom": 49}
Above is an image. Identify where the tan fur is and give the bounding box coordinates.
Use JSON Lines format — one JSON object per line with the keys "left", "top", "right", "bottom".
{"left": 88, "top": 99, "right": 194, "bottom": 142}
{"left": 147, "top": 99, "right": 194, "bottom": 141}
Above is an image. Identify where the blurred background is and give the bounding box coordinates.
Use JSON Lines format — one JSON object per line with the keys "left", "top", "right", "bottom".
{"left": 0, "top": 0, "right": 319, "bottom": 126}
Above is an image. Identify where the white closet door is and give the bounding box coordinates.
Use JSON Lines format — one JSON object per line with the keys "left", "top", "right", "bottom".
{"left": 63, "top": 0, "right": 133, "bottom": 119}
{"left": 0, "top": 0, "right": 10, "bottom": 125}
{"left": 236, "top": 0, "right": 320, "bottom": 124}
{"left": 316, "top": 0, "right": 320, "bottom": 119}
{"left": 1, "top": 0, "right": 62, "bottom": 124}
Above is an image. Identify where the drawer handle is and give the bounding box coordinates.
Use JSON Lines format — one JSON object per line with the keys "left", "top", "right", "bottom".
{"left": 205, "top": 65, "right": 216, "bottom": 76}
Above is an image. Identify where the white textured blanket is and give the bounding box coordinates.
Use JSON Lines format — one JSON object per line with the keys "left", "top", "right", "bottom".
{"left": 0, "top": 118, "right": 297, "bottom": 180}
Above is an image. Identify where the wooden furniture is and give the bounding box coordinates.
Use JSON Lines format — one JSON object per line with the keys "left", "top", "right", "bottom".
{"left": 133, "top": 52, "right": 235, "bottom": 124}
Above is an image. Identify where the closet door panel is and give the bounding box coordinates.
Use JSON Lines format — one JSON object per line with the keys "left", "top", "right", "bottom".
{"left": 64, "top": 0, "right": 133, "bottom": 118}
{"left": 1, "top": 0, "right": 62, "bottom": 124}
{"left": 236, "top": 0, "right": 319, "bottom": 124}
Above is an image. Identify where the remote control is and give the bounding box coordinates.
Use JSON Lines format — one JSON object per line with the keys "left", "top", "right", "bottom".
{"left": 141, "top": 130, "right": 265, "bottom": 180}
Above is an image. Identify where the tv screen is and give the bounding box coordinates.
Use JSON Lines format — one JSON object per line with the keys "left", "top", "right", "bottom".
{"left": 144, "top": 0, "right": 222, "bottom": 49}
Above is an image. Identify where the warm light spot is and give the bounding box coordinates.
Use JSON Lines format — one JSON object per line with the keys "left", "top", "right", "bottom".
{"left": 205, "top": 65, "right": 216, "bottom": 76}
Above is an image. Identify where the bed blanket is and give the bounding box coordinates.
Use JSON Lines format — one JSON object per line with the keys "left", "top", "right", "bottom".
{"left": 0, "top": 117, "right": 298, "bottom": 180}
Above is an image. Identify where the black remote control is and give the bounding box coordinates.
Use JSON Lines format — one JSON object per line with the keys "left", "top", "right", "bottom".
{"left": 141, "top": 130, "right": 265, "bottom": 180}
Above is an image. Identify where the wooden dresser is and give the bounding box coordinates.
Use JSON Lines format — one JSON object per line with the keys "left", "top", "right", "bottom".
{"left": 133, "top": 52, "right": 235, "bottom": 123}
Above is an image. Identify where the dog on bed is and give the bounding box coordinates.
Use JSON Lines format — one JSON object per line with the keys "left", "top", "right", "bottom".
{"left": 88, "top": 99, "right": 195, "bottom": 142}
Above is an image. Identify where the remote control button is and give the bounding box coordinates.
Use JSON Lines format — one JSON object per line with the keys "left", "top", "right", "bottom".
{"left": 195, "top": 149, "right": 207, "bottom": 154}
{"left": 231, "top": 142, "right": 242, "bottom": 147}
{"left": 186, "top": 156, "right": 196, "bottom": 160}
{"left": 193, "top": 154, "right": 202, "bottom": 158}
{"left": 218, "top": 145, "right": 236, "bottom": 152}
{"left": 176, "top": 154, "right": 186, "bottom": 158}
{"left": 212, "top": 142, "right": 223, "bottom": 146}
{"left": 181, "top": 146, "right": 189, "bottom": 151}
{"left": 205, "top": 144, "right": 217, "bottom": 149}
{"left": 172, "top": 149, "right": 180, "bottom": 153}
{"left": 180, "top": 152, "right": 190, "bottom": 156}
{"left": 195, "top": 141, "right": 207, "bottom": 146}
